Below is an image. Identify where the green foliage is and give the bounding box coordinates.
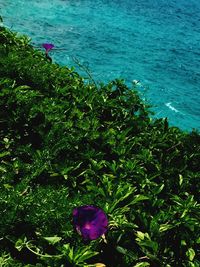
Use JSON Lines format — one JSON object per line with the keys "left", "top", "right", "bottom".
{"left": 0, "top": 25, "right": 199, "bottom": 267}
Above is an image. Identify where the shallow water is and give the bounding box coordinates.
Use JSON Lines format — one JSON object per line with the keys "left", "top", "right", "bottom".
{"left": 0, "top": 0, "right": 200, "bottom": 131}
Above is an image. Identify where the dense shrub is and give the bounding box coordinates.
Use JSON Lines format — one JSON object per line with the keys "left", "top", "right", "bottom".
{"left": 0, "top": 25, "right": 199, "bottom": 267}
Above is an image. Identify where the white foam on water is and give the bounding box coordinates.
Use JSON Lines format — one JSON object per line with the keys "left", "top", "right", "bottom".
{"left": 165, "top": 102, "right": 179, "bottom": 113}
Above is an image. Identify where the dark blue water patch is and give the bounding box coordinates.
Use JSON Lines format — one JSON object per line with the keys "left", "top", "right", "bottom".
{"left": 0, "top": 0, "right": 199, "bottom": 131}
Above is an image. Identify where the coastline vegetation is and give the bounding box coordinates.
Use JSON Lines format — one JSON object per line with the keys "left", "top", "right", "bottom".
{"left": 0, "top": 24, "right": 199, "bottom": 267}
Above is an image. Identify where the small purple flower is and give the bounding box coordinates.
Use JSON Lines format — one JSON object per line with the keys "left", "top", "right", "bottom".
{"left": 72, "top": 205, "right": 108, "bottom": 241}
{"left": 42, "top": 43, "right": 55, "bottom": 52}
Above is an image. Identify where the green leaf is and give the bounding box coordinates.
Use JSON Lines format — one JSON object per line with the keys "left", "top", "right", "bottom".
{"left": 68, "top": 246, "right": 74, "bottom": 261}
{"left": 130, "top": 195, "right": 149, "bottom": 205}
{"left": 63, "top": 244, "right": 74, "bottom": 261}
{"left": 179, "top": 174, "right": 183, "bottom": 186}
{"left": 76, "top": 250, "right": 99, "bottom": 263}
{"left": 136, "top": 231, "right": 145, "bottom": 240}
{"left": 110, "top": 185, "right": 136, "bottom": 211}
{"left": 186, "top": 248, "right": 195, "bottom": 261}
{"left": 3, "top": 183, "right": 13, "bottom": 190}
{"left": 0, "top": 151, "right": 10, "bottom": 158}
{"left": 138, "top": 240, "right": 158, "bottom": 253}
{"left": 43, "top": 236, "right": 62, "bottom": 245}
{"left": 181, "top": 240, "right": 187, "bottom": 246}
{"left": 15, "top": 238, "right": 26, "bottom": 251}
{"left": 159, "top": 223, "right": 173, "bottom": 232}
{"left": 15, "top": 85, "right": 31, "bottom": 90}
{"left": 153, "top": 184, "right": 164, "bottom": 195}
{"left": 0, "top": 166, "right": 7, "bottom": 173}
{"left": 63, "top": 243, "right": 70, "bottom": 251}
{"left": 133, "top": 262, "right": 150, "bottom": 267}
{"left": 116, "top": 246, "right": 127, "bottom": 255}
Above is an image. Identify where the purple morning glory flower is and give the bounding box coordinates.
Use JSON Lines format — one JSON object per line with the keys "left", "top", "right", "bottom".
{"left": 42, "top": 43, "right": 55, "bottom": 52}
{"left": 72, "top": 205, "right": 108, "bottom": 241}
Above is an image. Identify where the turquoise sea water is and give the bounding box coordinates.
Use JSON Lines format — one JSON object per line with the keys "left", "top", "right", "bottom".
{"left": 0, "top": 0, "right": 200, "bottom": 131}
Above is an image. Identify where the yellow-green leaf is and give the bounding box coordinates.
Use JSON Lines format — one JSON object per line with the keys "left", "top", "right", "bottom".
{"left": 44, "top": 236, "right": 62, "bottom": 245}
{"left": 186, "top": 248, "right": 195, "bottom": 261}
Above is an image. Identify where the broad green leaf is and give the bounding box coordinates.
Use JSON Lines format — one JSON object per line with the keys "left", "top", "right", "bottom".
{"left": 136, "top": 231, "right": 145, "bottom": 240}
{"left": 15, "top": 238, "right": 26, "bottom": 251}
{"left": 138, "top": 240, "right": 158, "bottom": 253}
{"left": 179, "top": 174, "right": 183, "bottom": 186}
{"left": 15, "top": 85, "right": 31, "bottom": 90}
{"left": 0, "top": 166, "right": 7, "bottom": 173}
{"left": 186, "top": 248, "right": 195, "bottom": 261}
{"left": 116, "top": 246, "right": 127, "bottom": 255}
{"left": 133, "top": 262, "right": 150, "bottom": 267}
{"left": 76, "top": 250, "right": 99, "bottom": 263}
{"left": 3, "top": 183, "right": 13, "bottom": 189}
{"left": 181, "top": 240, "right": 187, "bottom": 246}
{"left": 63, "top": 244, "right": 70, "bottom": 251}
{"left": 68, "top": 246, "right": 74, "bottom": 261}
{"left": 153, "top": 184, "right": 164, "bottom": 195}
{"left": 0, "top": 151, "right": 10, "bottom": 158}
{"left": 44, "top": 236, "right": 62, "bottom": 245}
{"left": 180, "top": 209, "right": 188, "bottom": 218}
{"left": 130, "top": 195, "right": 149, "bottom": 205}
{"left": 159, "top": 224, "right": 173, "bottom": 232}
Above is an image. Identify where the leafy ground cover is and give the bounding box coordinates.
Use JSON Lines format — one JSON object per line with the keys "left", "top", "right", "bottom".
{"left": 0, "top": 24, "right": 200, "bottom": 267}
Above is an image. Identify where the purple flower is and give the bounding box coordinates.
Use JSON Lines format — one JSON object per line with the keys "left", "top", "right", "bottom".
{"left": 42, "top": 43, "right": 55, "bottom": 52}
{"left": 72, "top": 205, "right": 108, "bottom": 241}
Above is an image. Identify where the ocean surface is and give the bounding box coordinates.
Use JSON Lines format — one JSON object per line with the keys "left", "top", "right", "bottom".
{"left": 0, "top": 0, "right": 200, "bottom": 131}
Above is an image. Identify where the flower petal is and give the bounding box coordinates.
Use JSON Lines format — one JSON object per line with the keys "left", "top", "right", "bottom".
{"left": 42, "top": 43, "right": 55, "bottom": 51}
{"left": 72, "top": 205, "right": 108, "bottom": 240}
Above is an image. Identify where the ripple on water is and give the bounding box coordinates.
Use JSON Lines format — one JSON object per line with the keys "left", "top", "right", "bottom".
{"left": 0, "top": 0, "right": 199, "bottom": 131}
